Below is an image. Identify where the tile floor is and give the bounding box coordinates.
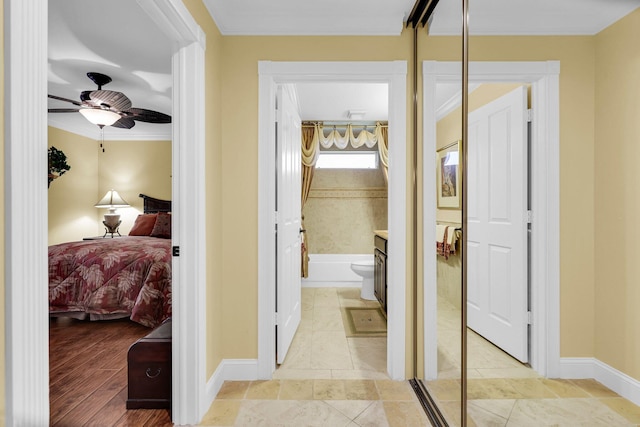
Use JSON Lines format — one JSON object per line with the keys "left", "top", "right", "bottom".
{"left": 200, "top": 288, "right": 640, "bottom": 426}
{"left": 201, "top": 288, "right": 432, "bottom": 426}
{"left": 428, "top": 295, "right": 640, "bottom": 426}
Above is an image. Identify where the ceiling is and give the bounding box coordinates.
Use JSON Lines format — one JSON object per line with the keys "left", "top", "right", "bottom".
{"left": 206, "top": 0, "right": 640, "bottom": 36}
{"left": 48, "top": 0, "right": 640, "bottom": 139}
{"left": 48, "top": 0, "right": 173, "bottom": 140}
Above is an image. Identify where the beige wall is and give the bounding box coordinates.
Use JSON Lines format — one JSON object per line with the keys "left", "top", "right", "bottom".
{"left": 47, "top": 129, "right": 172, "bottom": 244}
{"left": 594, "top": 9, "right": 640, "bottom": 379}
{"left": 217, "top": 32, "right": 599, "bottom": 374}
{"left": 304, "top": 168, "right": 387, "bottom": 254}
{"left": 183, "top": 0, "right": 225, "bottom": 379}
{"left": 48, "top": 128, "right": 100, "bottom": 244}
{"left": 219, "top": 32, "right": 415, "bottom": 362}
{"left": 97, "top": 140, "right": 172, "bottom": 236}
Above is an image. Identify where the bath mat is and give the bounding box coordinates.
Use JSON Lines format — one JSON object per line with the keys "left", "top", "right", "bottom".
{"left": 341, "top": 307, "right": 387, "bottom": 337}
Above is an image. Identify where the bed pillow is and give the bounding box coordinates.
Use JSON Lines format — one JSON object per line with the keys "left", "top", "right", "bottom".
{"left": 150, "top": 212, "right": 171, "bottom": 238}
{"left": 129, "top": 213, "right": 158, "bottom": 236}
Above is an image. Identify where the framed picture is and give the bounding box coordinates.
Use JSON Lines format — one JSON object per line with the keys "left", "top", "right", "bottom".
{"left": 436, "top": 140, "right": 462, "bottom": 209}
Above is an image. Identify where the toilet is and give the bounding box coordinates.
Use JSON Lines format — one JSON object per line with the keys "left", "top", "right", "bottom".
{"left": 350, "top": 260, "right": 376, "bottom": 300}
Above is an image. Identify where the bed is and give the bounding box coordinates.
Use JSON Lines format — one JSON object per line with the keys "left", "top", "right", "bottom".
{"left": 48, "top": 194, "right": 172, "bottom": 328}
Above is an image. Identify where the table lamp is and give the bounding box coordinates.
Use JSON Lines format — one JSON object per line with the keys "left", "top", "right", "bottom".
{"left": 95, "top": 189, "right": 130, "bottom": 237}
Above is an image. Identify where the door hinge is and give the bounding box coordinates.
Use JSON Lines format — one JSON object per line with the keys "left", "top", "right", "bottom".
{"left": 526, "top": 108, "right": 533, "bottom": 122}
{"left": 526, "top": 210, "right": 533, "bottom": 224}
{"left": 172, "top": 246, "right": 180, "bottom": 257}
{"left": 275, "top": 312, "right": 279, "bottom": 326}
{"left": 527, "top": 311, "right": 532, "bottom": 325}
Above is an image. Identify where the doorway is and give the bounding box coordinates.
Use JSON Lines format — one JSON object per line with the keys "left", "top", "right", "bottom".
{"left": 257, "top": 61, "right": 408, "bottom": 380}
{"left": 5, "top": 0, "right": 206, "bottom": 424}
{"left": 422, "top": 60, "right": 561, "bottom": 380}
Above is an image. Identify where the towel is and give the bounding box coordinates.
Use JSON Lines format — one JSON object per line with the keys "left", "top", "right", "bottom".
{"left": 436, "top": 224, "right": 458, "bottom": 260}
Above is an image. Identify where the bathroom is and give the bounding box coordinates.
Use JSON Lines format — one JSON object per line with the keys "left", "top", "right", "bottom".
{"left": 273, "top": 82, "right": 391, "bottom": 379}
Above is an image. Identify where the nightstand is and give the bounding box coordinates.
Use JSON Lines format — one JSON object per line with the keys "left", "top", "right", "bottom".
{"left": 83, "top": 235, "right": 123, "bottom": 240}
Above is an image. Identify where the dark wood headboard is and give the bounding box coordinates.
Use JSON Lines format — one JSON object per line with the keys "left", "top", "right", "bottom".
{"left": 139, "top": 194, "right": 171, "bottom": 214}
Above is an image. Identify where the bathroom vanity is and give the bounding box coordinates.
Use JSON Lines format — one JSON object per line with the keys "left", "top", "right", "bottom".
{"left": 374, "top": 230, "right": 388, "bottom": 314}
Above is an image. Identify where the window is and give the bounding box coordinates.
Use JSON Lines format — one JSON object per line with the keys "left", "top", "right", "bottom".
{"left": 315, "top": 152, "right": 378, "bottom": 169}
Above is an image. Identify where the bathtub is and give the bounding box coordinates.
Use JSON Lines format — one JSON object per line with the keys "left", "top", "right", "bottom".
{"left": 302, "top": 254, "right": 374, "bottom": 288}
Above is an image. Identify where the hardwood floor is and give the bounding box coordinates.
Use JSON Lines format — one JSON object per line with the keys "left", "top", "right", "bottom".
{"left": 49, "top": 317, "right": 173, "bottom": 426}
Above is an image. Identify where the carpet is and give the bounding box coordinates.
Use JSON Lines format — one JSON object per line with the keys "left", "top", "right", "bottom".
{"left": 341, "top": 307, "right": 387, "bottom": 338}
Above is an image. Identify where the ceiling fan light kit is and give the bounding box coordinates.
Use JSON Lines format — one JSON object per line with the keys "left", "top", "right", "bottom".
{"left": 48, "top": 72, "right": 171, "bottom": 129}
{"left": 78, "top": 108, "right": 121, "bottom": 127}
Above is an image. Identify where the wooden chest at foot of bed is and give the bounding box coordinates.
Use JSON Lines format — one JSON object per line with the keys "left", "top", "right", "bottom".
{"left": 127, "top": 319, "right": 172, "bottom": 409}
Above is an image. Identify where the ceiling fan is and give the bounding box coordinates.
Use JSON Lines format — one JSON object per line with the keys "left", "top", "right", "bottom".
{"left": 48, "top": 72, "right": 171, "bottom": 129}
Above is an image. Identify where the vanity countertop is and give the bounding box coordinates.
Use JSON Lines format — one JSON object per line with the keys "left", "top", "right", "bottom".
{"left": 374, "top": 230, "right": 388, "bottom": 240}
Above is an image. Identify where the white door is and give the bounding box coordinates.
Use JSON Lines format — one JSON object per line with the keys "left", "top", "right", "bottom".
{"left": 276, "top": 84, "right": 303, "bottom": 364}
{"left": 467, "top": 86, "right": 529, "bottom": 362}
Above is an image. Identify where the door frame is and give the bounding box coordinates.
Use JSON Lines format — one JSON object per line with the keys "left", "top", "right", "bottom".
{"left": 257, "top": 61, "right": 408, "bottom": 380}
{"left": 4, "top": 0, "right": 207, "bottom": 424}
{"left": 422, "top": 61, "right": 560, "bottom": 379}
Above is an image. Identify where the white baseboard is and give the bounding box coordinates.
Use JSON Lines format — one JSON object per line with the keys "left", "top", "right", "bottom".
{"left": 205, "top": 359, "right": 259, "bottom": 412}
{"left": 302, "top": 253, "right": 373, "bottom": 288}
{"left": 560, "top": 357, "right": 640, "bottom": 406}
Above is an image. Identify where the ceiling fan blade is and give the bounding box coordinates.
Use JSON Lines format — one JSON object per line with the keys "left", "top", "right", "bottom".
{"left": 48, "top": 94, "right": 82, "bottom": 106}
{"left": 111, "top": 117, "right": 136, "bottom": 129}
{"left": 125, "top": 108, "right": 172, "bottom": 124}
{"left": 87, "top": 90, "right": 132, "bottom": 111}
{"left": 48, "top": 108, "right": 80, "bottom": 113}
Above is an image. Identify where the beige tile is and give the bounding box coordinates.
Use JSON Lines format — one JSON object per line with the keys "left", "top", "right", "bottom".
{"left": 279, "top": 331, "right": 312, "bottom": 370}
{"left": 234, "top": 400, "right": 352, "bottom": 426}
{"left": 383, "top": 401, "right": 431, "bottom": 427}
{"left": 199, "top": 399, "right": 241, "bottom": 426}
{"left": 467, "top": 399, "right": 515, "bottom": 427}
{"left": 311, "top": 331, "right": 353, "bottom": 370}
{"left": 376, "top": 380, "right": 416, "bottom": 401}
{"left": 439, "top": 400, "right": 478, "bottom": 427}
{"left": 344, "top": 380, "right": 379, "bottom": 400}
{"left": 314, "top": 379, "right": 347, "bottom": 400}
{"left": 475, "top": 367, "right": 541, "bottom": 379}
{"left": 216, "top": 381, "right": 250, "bottom": 400}
{"left": 326, "top": 400, "right": 377, "bottom": 420}
{"left": 353, "top": 401, "right": 391, "bottom": 427}
{"left": 540, "top": 378, "right": 590, "bottom": 398}
{"left": 570, "top": 379, "right": 620, "bottom": 397}
{"left": 278, "top": 379, "right": 314, "bottom": 400}
{"left": 425, "top": 379, "right": 461, "bottom": 401}
{"left": 467, "top": 378, "right": 523, "bottom": 400}
{"left": 246, "top": 380, "right": 281, "bottom": 400}
{"left": 331, "top": 369, "right": 390, "bottom": 380}
{"left": 506, "top": 398, "right": 634, "bottom": 426}
{"left": 348, "top": 339, "right": 387, "bottom": 373}
{"left": 599, "top": 397, "right": 640, "bottom": 424}
{"left": 506, "top": 378, "right": 556, "bottom": 399}
{"left": 312, "top": 307, "right": 344, "bottom": 331}
{"left": 314, "top": 288, "right": 340, "bottom": 307}
{"left": 273, "top": 368, "right": 333, "bottom": 380}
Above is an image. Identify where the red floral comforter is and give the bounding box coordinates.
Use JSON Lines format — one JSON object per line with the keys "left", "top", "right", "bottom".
{"left": 48, "top": 237, "right": 172, "bottom": 328}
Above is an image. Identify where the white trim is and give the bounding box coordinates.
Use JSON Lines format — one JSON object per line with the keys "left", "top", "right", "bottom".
{"left": 47, "top": 118, "right": 171, "bottom": 141}
{"left": 422, "top": 61, "right": 560, "bottom": 379}
{"left": 258, "top": 61, "right": 407, "bottom": 381}
{"left": 137, "top": 1, "right": 208, "bottom": 424}
{"left": 206, "top": 359, "right": 260, "bottom": 406}
{"left": 5, "top": 0, "right": 207, "bottom": 425}
{"left": 435, "top": 83, "right": 480, "bottom": 121}
{"left": 560, "top": 358, "right": 640, "bottom": 407}
{"left": 5, "top": 0, "right": 50, "bottom": 423}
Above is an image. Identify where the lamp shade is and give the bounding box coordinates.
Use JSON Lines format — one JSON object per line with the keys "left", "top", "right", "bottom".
{"left": 79, "top": 108, "right": 121, "bottom": 126}
{"left": 95, "top": 189, "right": 130, "bottom": 209}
